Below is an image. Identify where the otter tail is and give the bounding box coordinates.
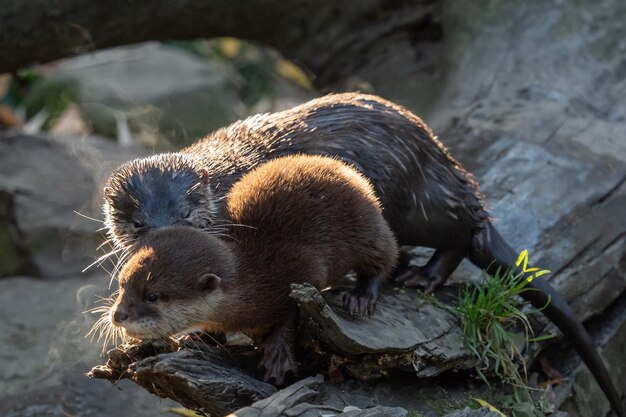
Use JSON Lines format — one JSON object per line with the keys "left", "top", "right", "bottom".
{"left": 469, "top": 222, "right": 625, "bottom": 417}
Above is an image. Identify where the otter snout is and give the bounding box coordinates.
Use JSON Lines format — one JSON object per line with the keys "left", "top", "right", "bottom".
{"left": 110, "top": 307, "right": 129, "bottom": 326}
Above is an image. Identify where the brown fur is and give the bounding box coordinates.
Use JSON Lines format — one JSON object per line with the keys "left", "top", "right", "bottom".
{"left": 111, "top": 155, "right": 398, "bottom": 383}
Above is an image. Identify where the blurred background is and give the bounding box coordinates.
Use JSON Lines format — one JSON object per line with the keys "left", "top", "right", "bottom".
{"left": 0, "top": 1, "right": 624, "bottom": 416}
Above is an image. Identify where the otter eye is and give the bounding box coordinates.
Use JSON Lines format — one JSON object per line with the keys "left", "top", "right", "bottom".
{"left": 133, "top": 221, "right": 145, "bottom": 229}
{"left": 146, "top": 294, "right": 159, "bottom": 303}
{"left": 183, "top": 209, "right": 192, "bottom": 219}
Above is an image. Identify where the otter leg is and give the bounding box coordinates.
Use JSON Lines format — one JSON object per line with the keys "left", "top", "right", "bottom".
{"left": 343, "top": 273, "right": 382, "bottom": 317}
{"left": 394, "top": 249, "right": 465, "bottom": 293}
{"left": 259, "top": 315, "right": 298, "bottom": 386}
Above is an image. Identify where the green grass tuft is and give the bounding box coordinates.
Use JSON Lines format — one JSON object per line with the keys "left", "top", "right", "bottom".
{"left": 441, "top": 251, "right": 553, "bottom": 416}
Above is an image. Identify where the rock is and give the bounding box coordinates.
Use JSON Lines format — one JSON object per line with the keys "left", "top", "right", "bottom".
{"left": 232, "top": 375, "right": 408, "bottom": 417}
{"left": 0, "top": 130, "right": 146, "bottom": 277}
{"left": 0, "top": 270, "right": 182, "bottom": 417}
{"left": 443, "top": 407, "right": 502, "bottom": 417}
{"left": 27, "top": 42, "right": 243, "bottom": 148}
{"left": 567, "top": 296, "right": 626, "bottom": 416}
{"left": 433, "top": 0, "right": 626, "bottom": 163}
{"left": 430, "top": 0, "right": 626, "bottom": 322}
{"left": 0, "top": 369, "right": 179, "bottom": 417}
{"left": 0, "top": 274, "right": 106, "bottom": 395}
{"left": 470, "top": 138, "right": 626, "bottom": 321}
{"left": 0, "top": 190, "right": 36, "bottom": 277}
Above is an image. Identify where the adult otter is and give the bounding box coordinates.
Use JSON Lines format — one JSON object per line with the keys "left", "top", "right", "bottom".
{"left": 103, "top": 93, "right": 624, "bottom": 416}
{"left": 109, "top": 155, "right": 398, "bottom": 384}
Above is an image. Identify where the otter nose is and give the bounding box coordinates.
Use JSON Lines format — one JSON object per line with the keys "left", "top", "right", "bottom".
{"left": 112, "top": 309, "right": 129, "bottom": 325}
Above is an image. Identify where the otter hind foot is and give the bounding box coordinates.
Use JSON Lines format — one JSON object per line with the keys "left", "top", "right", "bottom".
{"left": 260, "top": 348, "right": 297, "bottom": 386}
{"left": 394, "top": 249, "right": 466, "bottom": 293}
{"left": 259, "top": 320, "right": 298, "bottom": 386}
{"left": 394, "top": 266, "right": 443, "bottom": 293}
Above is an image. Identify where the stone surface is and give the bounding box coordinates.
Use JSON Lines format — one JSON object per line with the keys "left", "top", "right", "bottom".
{"left": 443, "top": 408, "right": 502, "bottom": 417}
{"left": 569, "top": 295, "right": 626, "bottom": 417}
{"left": 0, "top": 274, "right": 178, "bottom": 417}
{"left": 0, "top": 190, "right": 35, "bottom": 277}
{"left": 30, "top": 42, "right": 243, "bottom": 148}
{"left": 0, "top": 130, "right": 146, "bottom": 277}
{"left": 0, "top": 133, "right": 171, "bottom": 416}
{"left": 232, "top": 375, "right": 409, "bottom": 417}
{"left": 427, "top": 0, "right": 626, "bottom": 325}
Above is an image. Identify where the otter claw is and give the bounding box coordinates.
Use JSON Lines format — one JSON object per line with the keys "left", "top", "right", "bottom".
{"left": 343, "top": 290, "right": 376, "bottom": 317}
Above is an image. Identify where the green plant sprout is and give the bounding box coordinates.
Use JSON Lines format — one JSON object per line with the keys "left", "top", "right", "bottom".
{"left": 445, "top": 250, "right": 554, "bottom": 417}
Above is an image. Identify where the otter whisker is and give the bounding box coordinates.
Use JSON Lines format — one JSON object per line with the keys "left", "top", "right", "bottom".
{"left": 86, "top": 313, "right": 110, "bottom": 344}
{"left": 82, "top": 247, "right": 124, "bottom": 273}
{"left": 84, "top": 305, "right": 111, "bottom": 314}
{"left": 74, "top": 210, "right": 104, "bottom": 223}
{"left": 96, "top": 237, "right": 116, "bottom": 252}
{"left": 199, "top": 331, "right": 233, "bottom": 357}
{"left": 211, "top": 233, "right": 240, "bottom": 243}
{"left": 109, "top": 250, "right": 131, "bottom": 288}
{"left": 185, "top": 333, "right": 229, "bottom": 358}
{"left": 224, "top": 223, "right": 257, "bottom": 230}
{"left": 212, "top": 219, "right": 256, "bottom": 229}
{"left": 187, "top": 181, "right": 204, "bottom": 194}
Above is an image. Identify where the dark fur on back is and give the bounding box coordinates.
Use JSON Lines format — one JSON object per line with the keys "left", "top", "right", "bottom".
{"left": 104, "top": 93, "right": 487, "bottom": 251}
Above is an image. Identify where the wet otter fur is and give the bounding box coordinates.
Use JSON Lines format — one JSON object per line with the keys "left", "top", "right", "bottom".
{"left": 110, "top": 155, "right": 398, "bottom": 385}
{"left": 103, "top": 93, "right": 624, "bottom": 416}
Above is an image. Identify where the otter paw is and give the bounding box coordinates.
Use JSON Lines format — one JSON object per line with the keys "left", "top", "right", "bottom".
{"left": 343, "top": 289, "right": 377, "bottom": 317}
{"left": 259, "top": 347, "right": 297, "bottom": 386}
{"left": 394, "top": 267, "right": 442, "bottom": 293}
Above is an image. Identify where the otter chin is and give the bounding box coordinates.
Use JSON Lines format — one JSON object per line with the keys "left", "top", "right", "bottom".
{"left": 109, "top": 155, "right": 399, "bottom": 385}
{"left": 109, "top": 235, "right": 232, "bottom": 340}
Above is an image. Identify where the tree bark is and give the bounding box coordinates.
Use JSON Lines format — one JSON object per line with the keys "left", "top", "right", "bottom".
{"left": 0, "top": 0, "right": 437, "bottom": 87}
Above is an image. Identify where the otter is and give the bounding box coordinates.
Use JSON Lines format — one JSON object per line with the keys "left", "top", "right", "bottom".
{"left": 109, "top": 155, "right": 398, "bottom": 385}
{"left": 102, "top": 93, "right": 624, "bottom": 416}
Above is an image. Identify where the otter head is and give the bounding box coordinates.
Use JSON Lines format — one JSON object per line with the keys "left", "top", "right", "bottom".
{"left": 103, "top": 153, "right": 216, "bottom": 251}
{"left": 109, "top": 227, "right": 235, "bottom": 339}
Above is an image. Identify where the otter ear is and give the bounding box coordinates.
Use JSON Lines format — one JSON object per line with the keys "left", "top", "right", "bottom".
{"left": 103, "top": 186, "right": 113, "bottom": 198}
{"left": 198, "top": 168, "right": 210, "bottom": 185}
{"left": 199, "top": 273, "right": 221, "bottom": 292}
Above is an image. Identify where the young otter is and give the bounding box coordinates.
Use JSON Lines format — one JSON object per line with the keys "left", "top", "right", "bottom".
{"left": 103, "top": 93, "right": 624, "bottom": 416}
{"left": 110, "top": 155, "right": 398, "bottom": 384}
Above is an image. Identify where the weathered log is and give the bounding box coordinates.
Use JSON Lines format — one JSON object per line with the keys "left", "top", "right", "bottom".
{"left": 232, "top": 375, "right": 409, "bottom": 417}
{"left": 292, "top": 283, "right": 476, "bottom": 380}
{"left": 0, "top": 0, "right": 437, "bottom": 89}
{"left": 88, "top": 339, "right": 277, "bottom": 416}
{"left": 89, "top": 284, "right": 547, "bottom": 416}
